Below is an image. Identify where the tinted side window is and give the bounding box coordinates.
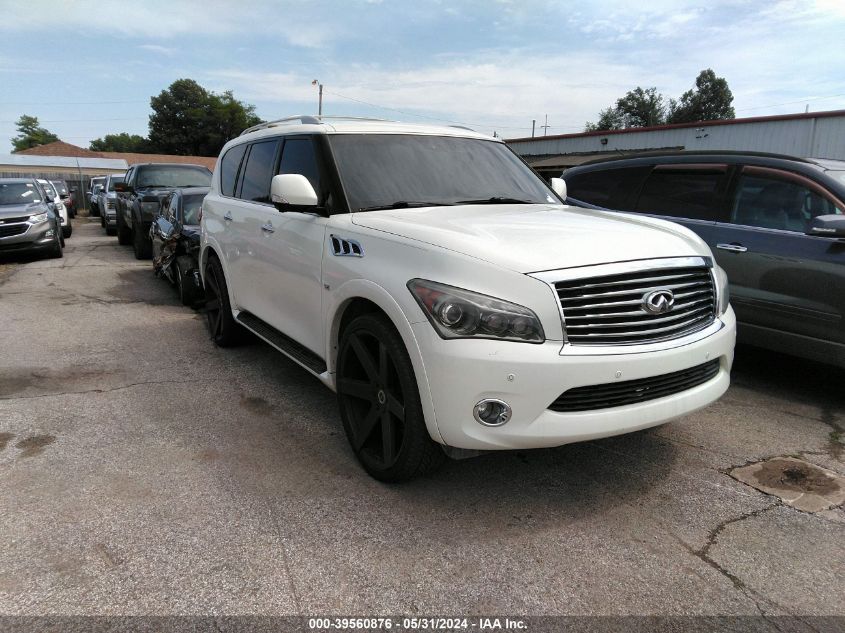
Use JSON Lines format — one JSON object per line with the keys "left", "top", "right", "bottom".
{"left": 564, "top": 166, "right": 650, "bottom": 209}
{"left": 278, "top": 138, "right": 321, "bottom": 197}
{"left": 239, "top": 140, "right": 281, "bottom": 203}
{"left": 731, "top": 171, "right": 844, "bottom": 232}
{"left": 167, "top": 194, "right": 179, "bottom": 220}
{"left": 220, "top": 143, "right": 247, "bottom": 197}
{"left": 635, "top": 167, "right": 728, "bottom": 220}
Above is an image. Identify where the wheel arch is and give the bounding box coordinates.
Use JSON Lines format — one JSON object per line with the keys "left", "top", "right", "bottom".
{"left": 326, "top": 280, "right": 444, "bottom": 445}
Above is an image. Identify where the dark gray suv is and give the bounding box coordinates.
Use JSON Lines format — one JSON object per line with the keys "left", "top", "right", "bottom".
{"left": 562, "top": 151, "right": 845, "bottom": 367}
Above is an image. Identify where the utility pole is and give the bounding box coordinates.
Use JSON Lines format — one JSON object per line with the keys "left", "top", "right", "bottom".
{"left": 312, "top": 79, "right": 323, "bottom": 115}
{"left": 540, "top": 114, "right": 550, "bottom": 136}
{"left": 532, "top": 119, "right": 536, "bottom": 137}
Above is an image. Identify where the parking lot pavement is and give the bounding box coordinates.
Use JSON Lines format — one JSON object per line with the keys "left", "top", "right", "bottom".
{"left": 0, "top": 219, "right": 843, "bottom": 617}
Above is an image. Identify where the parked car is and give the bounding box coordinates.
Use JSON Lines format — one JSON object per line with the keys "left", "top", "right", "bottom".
{"left": 50, "top": 179, "right": 74, "bottom": 218}
{"left": 115, "top": 163, "right": 212, "bottom": 259}
{"left": 150, "top": 186, "right": 208, "bottom": 305}
{"left": 97, "top": 173, "right": 125, "bottom": 236}
{"left": 88, "top": 176, "right": 106, "bottom": 216}
{"left": 0, "top": 178, "right": 63, "bottom": 259}
{"left": 37, "top": 179, "right": 71, "bottom": 239}
{"left": 200, "top": 116, "right": 735, "bottom": 481}
{"left": 562, "top": 151, "right": 845, "bottom": 368}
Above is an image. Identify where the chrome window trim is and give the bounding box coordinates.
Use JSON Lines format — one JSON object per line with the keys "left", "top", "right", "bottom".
{"left": 528, "top": 256, "right": 720, "bottom": 356}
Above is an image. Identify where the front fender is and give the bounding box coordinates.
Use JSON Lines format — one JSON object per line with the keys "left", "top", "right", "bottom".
{"left": 326, "top": 278, "right": 444, "bottom": 445}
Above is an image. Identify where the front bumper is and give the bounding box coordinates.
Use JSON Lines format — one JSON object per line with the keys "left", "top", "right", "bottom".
{"left": 414, "top": 307, "right": 736, "bottom": 450}
{"left": 0, "top": 220, "right": 56, "bottom": 253}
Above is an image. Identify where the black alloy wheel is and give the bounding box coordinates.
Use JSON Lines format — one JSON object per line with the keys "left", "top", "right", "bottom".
{"left": 203, "top": 257, "right": 240, "bottom": 346}
{"left": 337, "top": 314, "right": 445, "bottom": 482}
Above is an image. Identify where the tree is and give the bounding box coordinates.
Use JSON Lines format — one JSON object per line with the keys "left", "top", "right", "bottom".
{"left": 585, "top": 69, "right": 734, "bottom": 131}
{"left": 615, "top": 87, "right": 666, "bottom": 128}
{"left": 11, "top": 114, "right": 59, "bottom": 151}
{"left": 667, "top": 69, "right": 735, "bottom": 124}
{"left": 89, "top": 133, "right": 150, "bottom": 153}
{"left": 147, "top": 79, "right": 262, "bottom": 156}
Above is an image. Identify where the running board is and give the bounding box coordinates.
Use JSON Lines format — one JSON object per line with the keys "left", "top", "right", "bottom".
{"left": 236, "top": 311, "right": 328, "bottom": 375}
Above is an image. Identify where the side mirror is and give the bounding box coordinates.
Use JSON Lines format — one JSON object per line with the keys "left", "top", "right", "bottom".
{"left": 806, "top": 214, "right": 845, "bottom": 238}
{"left": 550, "top": 177, "right": 567, "bottom": 200}
{"left": 114, "top": 182, "right": 130, "bottom": 193}
{"left": 270, "top": 174, "right": 319, "bottom": 209}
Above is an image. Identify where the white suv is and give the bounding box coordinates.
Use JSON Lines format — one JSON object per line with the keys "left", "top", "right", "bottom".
{"left": 201, "top": 116, "right": 736, "bottom": 481}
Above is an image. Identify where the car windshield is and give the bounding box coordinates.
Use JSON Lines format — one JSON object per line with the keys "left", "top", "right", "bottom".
{"left": 51, "top": 181, "right": 68, "bottom": 195}
{"left": 41, "top": 182, "right": 57, "bottom": 198}
{"left": 107, "top": 176, "right": 125, "bottom": 191}
{"left": 137, "top": 166, "right": 211, "bottom": 188}
{"left": 0, "top": 182, "right": 42, "bottom": 205}
{"left": 328, "top": 134, "right": 561, "bottom": 211}
{"left": 182, "top": 194, "right": 205, "bottom": 225}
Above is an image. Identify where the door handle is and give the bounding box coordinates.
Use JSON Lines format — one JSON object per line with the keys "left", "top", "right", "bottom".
{"left": 223, "top": 211, "right": 233, "bottom": 221}
{"left": 716, "top": 243, "right": 748, "bottom": 253}
{"left": 261, "top": 222, "right": 275, "bottom": 233}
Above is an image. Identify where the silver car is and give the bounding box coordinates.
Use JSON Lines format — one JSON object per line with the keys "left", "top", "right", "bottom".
{"left": 0, "top": 178, "right": 64, "bottom": 259}
{"left": 97, "top": 173, "right": 125, "bottom": 236}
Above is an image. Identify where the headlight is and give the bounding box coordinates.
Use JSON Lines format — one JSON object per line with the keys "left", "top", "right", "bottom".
{"left": 141, "top": 201, "right": 161, "bottom": 213}
{"left": 28, "top": 212, "right": 49, "bottom": 224}
{"left": 408, "top": 279, "right": 545, "bottom": 343}
{"left": 713, "top": 265, "right": 730, "bottom": 315}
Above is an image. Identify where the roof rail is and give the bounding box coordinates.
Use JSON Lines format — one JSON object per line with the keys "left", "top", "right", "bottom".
{"left": 240, "top": 115, "right": 395, "bottom": 136}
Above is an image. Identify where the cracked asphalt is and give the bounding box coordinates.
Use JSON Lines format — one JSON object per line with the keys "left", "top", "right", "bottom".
{"left": 0, "top": 219, "right": 843, "bottom": 617}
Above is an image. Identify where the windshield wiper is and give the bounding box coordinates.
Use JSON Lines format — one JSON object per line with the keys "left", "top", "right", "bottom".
{"left": 455, "top": 197, "right": 533, "bottom": 205}
{"left": 356, "top": 201, "right": 456, "bottom": 212}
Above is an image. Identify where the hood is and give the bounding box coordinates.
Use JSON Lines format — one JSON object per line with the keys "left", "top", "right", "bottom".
{"left": 0, "top": 202, "right": 41, "bottom": 220}
{"left": 351, "top": 204, "right": 710, "bottom": 274}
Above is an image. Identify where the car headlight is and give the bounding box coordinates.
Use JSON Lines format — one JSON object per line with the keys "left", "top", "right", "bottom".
{"left": 141, "top": 201, "right": 161, "bottom": 213}
{"left": 408, "top": 279, "right": 545, "bottom": 343}
{"left": 28, "top": 212, "right": 49, "bottom": 224}
{"left": 713, "top": 265, "right": 730, "bottom": 315}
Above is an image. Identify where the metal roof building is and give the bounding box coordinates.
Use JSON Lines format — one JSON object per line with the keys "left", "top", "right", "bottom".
{"left": 0, "top": 153, "right": 128, "bottom": 178}
{"left": 506, "top": 109, "right": 845, "bottom": 180}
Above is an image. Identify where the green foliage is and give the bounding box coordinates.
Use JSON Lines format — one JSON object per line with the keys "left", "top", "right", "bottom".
{"left": 667, "top": 69, "right": 735, "bottom": 124}
{"left": 147, "top": 79, "right": 262, "bottom": 156}
{"left": 89, "top": 133, "right": 150, "bottom": 153}
{"left": 11, "top": 114, "right": 59, "bottom": 151}
{"left": 585, "top": 69, "right": 734, "bottom": 132}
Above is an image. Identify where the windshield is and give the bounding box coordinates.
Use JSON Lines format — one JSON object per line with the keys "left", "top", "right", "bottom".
{"left": 41, "top": 182, "right": 57, "bottom": 198}
{"left": 107, "top": 175, "right": 125, "bottom": 191}
{"left": 137, "top": 166, "right": 211, "bottom": 188}
{"left": 91, "top": 178, "right": 105, "bottom": 189}
{"left": 328, "top": 134, "right": 561, "bottom": 211}
{"left": 50, "top": 181, "right": 68, "bottom": 195}
{"left": 182, "top": 194, "right": 205, "bottom": 225}
{"left": 0, "top": 182, "right": 43, "bottom": 205}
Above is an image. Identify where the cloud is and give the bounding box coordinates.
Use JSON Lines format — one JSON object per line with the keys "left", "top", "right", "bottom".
{"left": 138, "top": 44, "right": 175, "bottom": 56}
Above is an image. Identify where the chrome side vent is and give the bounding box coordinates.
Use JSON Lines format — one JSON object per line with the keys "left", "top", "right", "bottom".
{"left": 330, "top": 235, "right": 364, "bottom": 257}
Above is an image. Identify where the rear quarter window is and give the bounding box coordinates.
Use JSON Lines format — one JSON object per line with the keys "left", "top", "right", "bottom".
{"left": 220, "top": 143, "right": 248, "bottom": 197}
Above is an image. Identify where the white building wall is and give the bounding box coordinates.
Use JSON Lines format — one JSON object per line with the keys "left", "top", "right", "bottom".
{"left": 507, "top": 113, "right": 845, "bottom": 160}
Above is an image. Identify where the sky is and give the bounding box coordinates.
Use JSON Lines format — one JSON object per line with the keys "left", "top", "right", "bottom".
{"left": 1, "top": 0, "right": 845, "bottom": 153}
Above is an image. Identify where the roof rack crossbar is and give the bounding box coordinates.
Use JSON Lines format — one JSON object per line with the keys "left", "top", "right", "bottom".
{"left": 240, "top": 115, "right": 395, "bottom": 136}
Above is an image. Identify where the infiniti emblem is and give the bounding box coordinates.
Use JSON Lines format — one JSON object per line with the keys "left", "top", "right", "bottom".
{"left": 642, "top": 288, "right": 675, "bottom": 315}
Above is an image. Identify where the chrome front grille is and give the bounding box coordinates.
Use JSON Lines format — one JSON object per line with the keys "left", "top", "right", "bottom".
{"left": 555, "top": 265, "right": 716, "bottom": 345}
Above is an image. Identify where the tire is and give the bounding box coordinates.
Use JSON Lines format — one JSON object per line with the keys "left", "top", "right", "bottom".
{"left": 336, "top": 313, "right": 445, "bottom": 482}
{"left": 90, "top": 203, "right": 100, "bottom": 217}
{"left": 100, "top": 213, "right": 105, "bottom": 228}
{"left": 204, "top": 256, "right": 241, "bottom": 347}
{"left": 48, "top": 225, "right": 63, "bottom": 259}
{"left": 174, "top": 258, "right": 199, "bottom": 307}
{"left": 117, "top": 221, "right": 131, "bottom": 245}
{"left": 62, "top": 223, "right": 72, "bottom": 239}
{"left": 132, "top": 225, "right": 152, "bottom": 259}
{"left": 106, "top": 225, "right": 117, "bottom": 236}
{"left": 60, "top": 232, "right": 65, "bottom": 248}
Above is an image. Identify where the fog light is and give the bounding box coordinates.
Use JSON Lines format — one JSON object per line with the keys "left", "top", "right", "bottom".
{"left": 45, "top": 229, "right": 54, "bottom": 237}
{"left": 473, "top": 399, "right": 511, "bottom": 426}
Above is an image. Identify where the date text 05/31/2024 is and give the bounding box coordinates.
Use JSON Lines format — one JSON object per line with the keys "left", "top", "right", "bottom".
{"left": 308, "top": 617, "right": 528, "bottom": 630}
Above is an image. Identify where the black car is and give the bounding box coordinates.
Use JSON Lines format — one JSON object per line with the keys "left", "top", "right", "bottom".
{"left": 150, "top": 187, "right": 208, "bottom": 306}
{"left": 562, "top": 151, "right": 845, "bottom": 367}
{"left": 115, "top": 163, "right": 212, "bottom": 259}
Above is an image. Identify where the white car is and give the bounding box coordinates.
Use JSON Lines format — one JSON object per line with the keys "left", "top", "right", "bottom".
{"left": 200, "top": 116, "right": 736, "bottom": 481}
{"left": 37, "top": 178, "right": 71, "bottom": 239}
